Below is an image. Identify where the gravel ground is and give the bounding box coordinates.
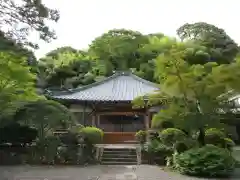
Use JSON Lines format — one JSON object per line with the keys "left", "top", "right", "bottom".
{"left": 0, "top": 165, "right": 239, "bottom": 180}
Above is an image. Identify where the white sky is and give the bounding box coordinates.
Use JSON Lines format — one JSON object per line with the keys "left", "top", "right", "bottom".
{"left": 32, "top": 0, "right": 240, "bottom": 59}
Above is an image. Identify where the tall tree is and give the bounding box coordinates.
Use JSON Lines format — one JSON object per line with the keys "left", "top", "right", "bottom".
{"left": 134, "top": 36, "right": 240, "bottom": 146}
{"left": 0, "top": 0, "right": 59, "bottom": 48}
{"left": 89, "top": 29, "right": 148, "bottom": 75}
{"left": 0, "top": 52, "right": 39, "bottom": 123}
{"left": 0, "top": 31, "right": 37, "bottom": 62}
{"left": 177, "top": 22, "right": 239, "bottom": 64}
{"left": 89, "top": 29, "right": 163, "bottom": 81}
{"left": 45, "top": 46, "right": 80, "bottom": 58}
{"left": 38, "top": 48, "right": 94, "bottom": 89}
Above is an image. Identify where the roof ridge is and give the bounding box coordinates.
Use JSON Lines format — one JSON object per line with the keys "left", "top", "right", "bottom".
{"left": 49, "top": 71, "right": 159, "bottom": 96}
{"left": 70, "top": 72, "right": 122, "bottom": 93}
{"left": 128, "top": 73, "right": 159, "bottom": 88}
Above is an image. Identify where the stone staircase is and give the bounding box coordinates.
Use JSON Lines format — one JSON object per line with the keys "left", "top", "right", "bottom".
{"left": 100, "top": 146, "right": 139, "bottom": 165}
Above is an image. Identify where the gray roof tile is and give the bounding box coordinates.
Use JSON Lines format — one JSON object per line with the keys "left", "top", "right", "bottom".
{"left": 50, "top": 71, "right": 159, "bottom": 102}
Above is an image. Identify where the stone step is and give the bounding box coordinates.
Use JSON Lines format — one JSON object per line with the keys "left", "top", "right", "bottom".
{"left": 101, "top": 157, "right": 137, "bottom": 162}
{"left": 103, "top": 152, "right": 136, "bottom": 156}
{"left": 102, "top": 153, "right": 137, "bottom": 158}
{"left": 101, "top": 161, "right": 137, "bottom": 165}
{"left": 103, "top": 148, "right": 137, "bottom": 151}
{"left": 103, "top": 149, "right": 136, "bottom": 154}
{"left": 100, "top": 146, "right": 138, "bottom": 165}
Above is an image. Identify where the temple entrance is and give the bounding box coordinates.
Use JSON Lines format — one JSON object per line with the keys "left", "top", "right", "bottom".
{"left": 99, "top": 114, "right": 145, "bottom": 132}
{"left": 98, "top": 114, "right": 145, "bottom": 144}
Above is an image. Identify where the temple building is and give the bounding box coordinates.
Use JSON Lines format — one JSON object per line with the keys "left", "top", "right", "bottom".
{"left": 48, "top": 71, "right": 160, "bottom": 144}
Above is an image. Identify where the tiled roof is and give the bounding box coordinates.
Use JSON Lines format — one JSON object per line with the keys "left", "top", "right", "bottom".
{"left": 49, "top": 71, "right": 159, "bottom": 102}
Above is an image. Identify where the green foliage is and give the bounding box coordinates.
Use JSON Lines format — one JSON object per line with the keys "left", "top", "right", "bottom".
{"left": 143, "top": 139, "right": 173, "bottom": 165}
{"left": 135, "top": 130, "right": 146, "bottom": 144}
{"left": 0, "top": 128, "right": 98, "bottom": 165}
{"left": 46, "top": 47, "right": 79, "bottom": 58}
{"left": 0, "top": 32, "right": 37, "bottom": 67}
{"left": 88, "top": 29, "right": 157, "bottom": 81}
{"left": 0, "top": 0, "right": 59, "bottom": 48}
{"left": 177, "top": 22, "right": 239, "bottom": 64}
{"left": 58, "top": 132, "right": 81, "bottom": 145}
{"left": 146, "top": 139, "right": 173, "bottom": 155}
{"left": 224, "top": 138, "right": 235, "bottom": 151}
{"left": 151, "top": 112, "right": 174, "bottom": 129}
{"left": 174, "top": 145, "right": 236, "bottom": 177}
{"left": 35, "top": 135, "right": 61, "bottom": 164}
{"left": 174, "top": 141, "right": 190, "bottom": 154}
{"left": 0, "top": 52, "right": 39, "bottom": 122}
{"left": 56, "top": 131, "right": 84, "bottom": 164}
{"left": 205, "top": 128, "right": 226, "bottom": 146}
{"left": 89, "top": 29, "right": 147, "bottom": 72}
{"left": 133, "top": 35, "right": 240, "bottom": 147}
{"left": 160, "top": 128, "right": 187, "bottom": 147}
{"left": 0, "top": 123, "right": 37, "bottom": 145}
{"left": 14, "top": 100, "right": 76, "bottom": 139}
{"left": 38, "top": 50, "right": 95, "bottom": 89}
{"left": 80, "top": 126, "right": 103, "bottom": 144}
{"left": 132, "top": 96, "right": 145, "bottom": 109}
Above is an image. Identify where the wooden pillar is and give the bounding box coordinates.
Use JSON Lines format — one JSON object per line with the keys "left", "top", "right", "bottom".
{"left": 145, "top": 110, "right": 150, "bottom": 142}
{"left": 144, "top": 114, "right": 150, "bottom": 130}
{"left": 92, "top": 113, "right": 96, "bottom": 126}
{"left": 97, "top": 114, "right": 100, "bottom": 128}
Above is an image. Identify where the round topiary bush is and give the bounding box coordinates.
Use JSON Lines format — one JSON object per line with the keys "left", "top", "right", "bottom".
{"left": 160, "top": 128, "right": 187, "bottom": 146}
{"left": 135, "top": 130, "right": 146, "bottom": 144}
{"left": 80, "top": 126, "right": 103, "bottom": 144}
{"left": 175, "top": 144, "right": 236, "bottom": 177}
{"left": 205, "top": 128, "right": 225, "bottom": 146}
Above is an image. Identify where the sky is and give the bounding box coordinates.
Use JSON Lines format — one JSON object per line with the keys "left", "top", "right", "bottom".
{"left": 32, "top": 0, "right": 240, "bottom": 59}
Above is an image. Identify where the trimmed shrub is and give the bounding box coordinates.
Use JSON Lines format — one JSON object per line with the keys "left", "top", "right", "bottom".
{"left": 14, "top": 100, "right": 76, "bottom": 138}
{"left": 0, "top": 123, "right": 37, "bottom": 145}
{"left": 144, "top": 139, "right": 173, "bottom": 165}
{"left": 80, "top": 126, "right": 103, "bottom": 144}
{"left": 174, "top": 141, "right": 189, "bottom": 154}
{"left": 205, "top": 128, "right": 225, "bottom": 146}
{"left": 224, "top": 138, "right": 235, "bottom": 151}
{"left": 33, "top": 135, "right": 61, "bottom": 164}
{"left": 135, "top": 130, "right": 146, "bottom": 144}
{"left": 151, "top": 113, "right": 174, "bottom": 130}
{"left": 175, "top": 144, "right": 236, "bottom": 177}
{"left": 58, "top": 131, "right": 80, "bottom": 145}
{"left": 148, "top": 129, "right": 160, "bottom": 141}
{"left": 145, "top": 139, "right": 172, "bottom": 154}
{"left": 160, "top": 128, "right": 187, "bottom": 147}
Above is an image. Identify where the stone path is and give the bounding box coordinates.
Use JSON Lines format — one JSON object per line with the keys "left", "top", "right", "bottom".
{"left": 0, "top": 165, "right": 238, "bottom": 180}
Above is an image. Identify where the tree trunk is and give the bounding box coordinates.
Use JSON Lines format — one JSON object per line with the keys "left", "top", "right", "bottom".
{"left": 198, "top": 128, "right": 205, "bottom": 147}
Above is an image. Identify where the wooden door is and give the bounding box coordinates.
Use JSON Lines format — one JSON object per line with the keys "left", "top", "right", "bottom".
{"left": 103, "top": 132, "right": 136, "bottom": 144}
{"left": 98, "top": 114, "right": 145, "bottom": 144}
